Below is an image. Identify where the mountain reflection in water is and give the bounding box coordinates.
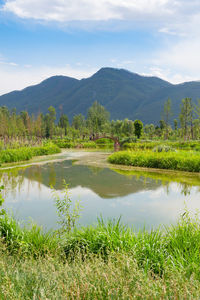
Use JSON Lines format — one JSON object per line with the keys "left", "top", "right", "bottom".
{"left": 1, "top": 159, "right": 200, "bottom": 230}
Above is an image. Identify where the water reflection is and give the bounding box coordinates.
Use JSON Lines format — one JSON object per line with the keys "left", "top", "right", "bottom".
{"left": 1, "top": 158, "right": 200, "bottom": 230}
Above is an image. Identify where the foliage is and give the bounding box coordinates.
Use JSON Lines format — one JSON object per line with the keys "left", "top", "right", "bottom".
{"left": 53, "top": 139, "right": 97, "bottom": 149}
{"left": 1, "top": 209, "right": 200, "bottom": 297}
{"left": 0, "top": 214, "right": 60, "bottom": 257}
{"left": 1, "top": 251, "right": 200, "bottom": 299}
{"left": 152, "top": 145, "right": 176, "bottom": 152}
{"left": 0, "top": 97, "right": 200, "bottom": 142}
{"left": 0, "top": 185, "right": 5, "bottom": 216}
{"left": 134, "top": 119, "right": 143, "bottom": 139}
{"left": 95, "top": 138, "right": 114, "bottom": 145}
{"left": 179, "top": 97, "right": 193, "bottom": 140}
{"left": 108, "top": 150, "right": 200, "bottom": 172}
{"left": 52, "top": 182, "right": 82, "bottom": 234}
{"left": 122, "top": 140, "right": 200, "bottom": 151}
{"left": 58, "top": 113, "right": 69, "bottom": 136}
{"left": 0, "top": 144, "right": 60, "bottom": 164}
{"left": 87, "top": 101, "right": 110, "bottom": 134}
{"left": 162, "top": 98, "right": 173, "bottom": 138}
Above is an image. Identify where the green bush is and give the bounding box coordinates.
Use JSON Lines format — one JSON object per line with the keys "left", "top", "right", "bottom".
{"left": 95, "top": 138, "right": 114, "bottom": 145}
{"left": 53, "top": 140, "right": 76, "bottom": 148}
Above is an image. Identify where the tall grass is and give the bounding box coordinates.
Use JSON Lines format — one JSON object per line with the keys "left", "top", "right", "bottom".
{"left": 1, "top": 251, "right": 200, "bottom": 299}
{"left": 0, "top": 144, "right": 61, "bottom": 164}
{"left": 122, "top": 140, "right": 200, "bottom": 151}
{"left": 53, "top": 139, "right": 97, "bottom": 149}
{"left": 53, "top": 138, "right": 114, "bottom": 149}
{"left": 1, "top": 212, "right": 200, "bottom": 298}
{"left": 0, "top": 214, "right": 61, "bottom": 258}
{"left": 108, "top": 150, "right": 200, "bottom": 172}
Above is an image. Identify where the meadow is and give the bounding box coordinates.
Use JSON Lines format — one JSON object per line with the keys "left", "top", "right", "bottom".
{"left": 0, "top": 211, "right": 200, "bottom": 298}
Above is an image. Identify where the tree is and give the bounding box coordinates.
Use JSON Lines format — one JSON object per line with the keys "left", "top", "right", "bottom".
{"left": 72, "top": 114, "right": 85, "bottom": 130}
{"left": 122, "top": 119, "right": 134, "bottom": 137}
{"left": 179, "top": 98, "right": 193, "bottom": 140}
{"left": 195, "top": 99, "right": 200, "bottom": 121}
{"left": 87, "top": 101, "right": 110, "bottom": 134}
{"left": 174, "top": 119, "right": 178, "bottom": 131}
{"left": 162, "top": 98, "right": 173, "bottom": 139}
{"left": 58, "top": 114, "right": 69, "bottom": 136}
{"left": 134, "top": 119, "right": 143, "bottom": 139}
{"left": 159, "top": 120, "right": 165, "bottom": 131}
{"left": 45, "top": 106, "right": 56, "bottom": 138}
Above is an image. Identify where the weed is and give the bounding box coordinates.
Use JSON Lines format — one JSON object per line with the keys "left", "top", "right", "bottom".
{"left": 52, "top": 181, "right": 82, "bottom": 234}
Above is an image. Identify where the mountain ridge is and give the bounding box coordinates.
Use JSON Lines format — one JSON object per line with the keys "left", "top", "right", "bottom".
{"left": 0, "top": 67, "right": 199, "bottom": 124}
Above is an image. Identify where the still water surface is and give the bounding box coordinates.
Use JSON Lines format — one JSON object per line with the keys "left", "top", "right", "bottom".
{"left": 1, "top": 152, "right": 200, "bottom": 230}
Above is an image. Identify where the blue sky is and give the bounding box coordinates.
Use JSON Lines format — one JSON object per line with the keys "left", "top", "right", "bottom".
{"left": 0, "top": 0, "right": 200, "bottom": 95}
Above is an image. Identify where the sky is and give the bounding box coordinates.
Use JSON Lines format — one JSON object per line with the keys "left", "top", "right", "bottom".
{"left": 0, "top": 0, "right": 200, "bottom": 95}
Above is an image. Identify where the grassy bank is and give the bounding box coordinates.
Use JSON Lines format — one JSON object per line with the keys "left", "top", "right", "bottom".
{"left": 1, "top": 212, "right": 200, "bottom": 298}
{"left": 108, "top": 150, "right": 200, "bottom": 172}
{"left": 122, "top": 141, "right": 200, "bottom": 151}
{"left": 0, "top": 144, "right": 61, "bottom": 165}
{"left": 53, "top": 138, "right": 114, "bottom": 149}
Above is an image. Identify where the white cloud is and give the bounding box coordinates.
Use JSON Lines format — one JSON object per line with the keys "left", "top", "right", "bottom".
{"left": 150, "top": 33, "right": 200, "bottom": 83}
{"left": 146, "top": 70, "right": 195, "bottom": 85}
{"left": 1, "top": 0, "right": 192, "bottom": 23}
{"left": 0, "top": 64, "right": 96, "bottom": 95}
{"left": 0, "top": 60, "right": 18, "bottom": 66}
{"left": 24, "top": 64, "right": 32, "bottom": 68}
{"left": 1, "top": 1, "right": 200, "bottom": 89}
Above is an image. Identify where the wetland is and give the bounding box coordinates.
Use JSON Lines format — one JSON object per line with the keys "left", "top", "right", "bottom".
{"left": 1, "top": 150, "right": 200, "bottom": 230}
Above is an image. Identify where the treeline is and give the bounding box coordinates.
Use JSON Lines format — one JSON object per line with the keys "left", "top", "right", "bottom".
{"left": 0, "top": 98, "right": 200, "bottom": 141}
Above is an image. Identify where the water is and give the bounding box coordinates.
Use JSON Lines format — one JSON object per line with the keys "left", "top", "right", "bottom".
{"left": 1, "top": 152, "right": 200, "bottom": 230}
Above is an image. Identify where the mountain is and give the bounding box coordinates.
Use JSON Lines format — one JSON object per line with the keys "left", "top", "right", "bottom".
{"left": 0, "top": 67, "right": 200, "bottom": 124}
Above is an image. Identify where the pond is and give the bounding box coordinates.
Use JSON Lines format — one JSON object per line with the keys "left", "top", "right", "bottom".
{"left": 1, "top": 151, "right": 200, "bottom": 230}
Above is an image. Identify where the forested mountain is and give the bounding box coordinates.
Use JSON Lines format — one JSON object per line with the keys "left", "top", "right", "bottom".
{"left": 0, "top": 67, "right": 200, "bottom": 124}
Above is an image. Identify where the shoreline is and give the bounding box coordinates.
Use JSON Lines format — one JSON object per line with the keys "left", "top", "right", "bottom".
{"left": 1, "top": 149, "right": 200, "bottom": 179}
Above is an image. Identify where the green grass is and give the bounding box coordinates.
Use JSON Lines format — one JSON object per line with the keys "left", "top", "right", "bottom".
{"left": 0, "top": 215, "right": 61, "bottom": 257}
{"left": 122, "top": 141, "right": 200, "bottom": 151}
{"left": 1, "top": 251, "right": 200, "bottom": 299}
{"left": 53, "top": 138, "right": 115, "bottom": 149}
{"left": 0, "top": 144, "right": 61, "bottom": 164}
{"left": 108, "top": 150, "right": 200, "bottom": 172}
{"left": 1, "top": 212, "right": 200, "bottom": 298}
{"left": 53, "top": 139, "right": 97, "bottom": 149}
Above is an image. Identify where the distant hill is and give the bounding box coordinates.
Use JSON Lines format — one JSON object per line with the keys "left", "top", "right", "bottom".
{"left": 0, "top": 67, "right": 200, "bottom": 124}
